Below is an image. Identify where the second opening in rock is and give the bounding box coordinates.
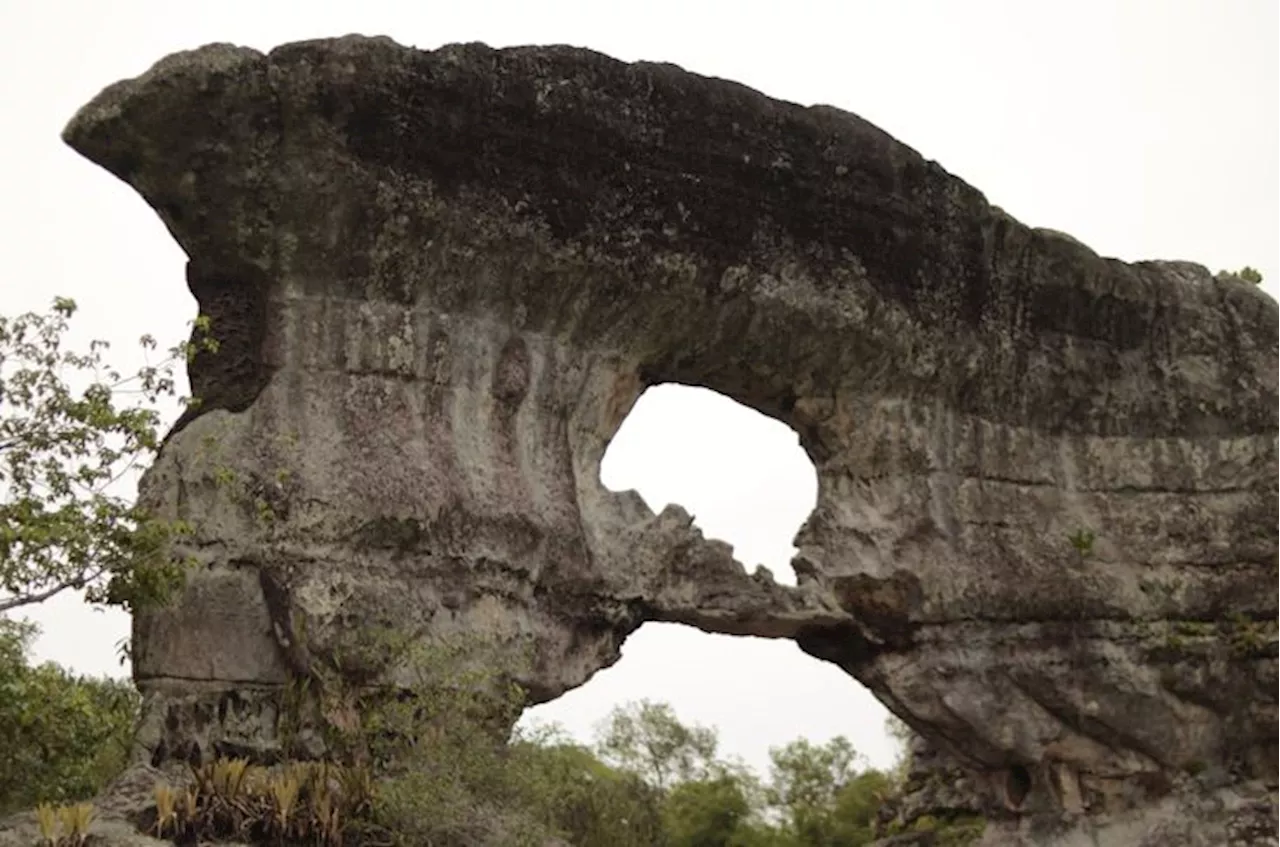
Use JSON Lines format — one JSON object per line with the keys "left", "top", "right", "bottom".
{"left": 521, "top": 384, "right": 897, "bottom": 775}
{"left": 1004, "top": 764, "right": 1033, "bottom": 811}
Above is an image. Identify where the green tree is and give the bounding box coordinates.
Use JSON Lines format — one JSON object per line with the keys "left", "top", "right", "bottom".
{"left": 0, "top": 618, "right": 140, "bottom": 814}
{"left": 768, "top": 737, "right": 857, "bottom": 817}
{"left": 0, "top": 297, "right": 214, "bottom": 615}
{"left": 591, "top": 701, "right": 795, "bottom": 846}
{"left": 664, "top": 773, "right": 762, "bottom": 847}
{"left": 0, "top": 298, "right": 215, "bottom": 815}
{"left": 828, "top": 770, "right": 894, "bottom": 845}
{"left": 596, "top": 699, "right": 720, "bottom": 791}
{"left": 511, "top": 726, "right": 666, "bottom": 847}
{"left": 768, "top": 736, "right": 879, "bottom": 846}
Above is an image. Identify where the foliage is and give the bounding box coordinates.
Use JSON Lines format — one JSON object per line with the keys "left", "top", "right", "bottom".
{"left": 0, "top": 618, "right": 139, "bottom": 816}
{"left": 766, "top": 736, "right": 870, "bottom": 845}
{"left": 140, "top": 758, "right": 375, "bottom": 845}
{"left": 0, "top": 297, "right": 216, "bottom": 615}
{"left": 1235, "top": 266, "right": 1263, "bottom": 284}
{"left": 34, "top": 801, "right": 95, "bottom": 847}
{"left": 510, "top": 727, "right": 666, "bottom": 846}
{"left": 827, "top": 770, "right": 895, "bottom": 845}
{"left": 0, "top": 614, "right": 941, "bottom": 847}
{"left": 140, "top": 654, "right": 530, "bottom": 846}
{"left": 300, "top": 635, "right": 559, "bottom": 845}
{"left": 1215, "top": 266, "right": 1264, "bottom": 285}
{"left": 663, "top": 774, "right": 760, "bottom": 847}
{"left": 118, "top": 674, "right": 925, "bottom": 847}
{"left": 597, "top": 698, "right": 721, "bottom": 791}
{"left": 125, "top": 637, "right": 660, "bottom": 846}
{"left": 1067, "top": 528, "right": 1095, "bottom": 559}
{"left": 591, "top": 703, "right": 908, "bottom": 847}
{"left": 768, "top": 736, "right": 859, "bottom": 813}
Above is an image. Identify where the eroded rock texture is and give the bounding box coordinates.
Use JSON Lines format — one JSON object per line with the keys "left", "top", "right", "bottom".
{"left": 63, "top": 36, "right": 1277, "bottom": 845}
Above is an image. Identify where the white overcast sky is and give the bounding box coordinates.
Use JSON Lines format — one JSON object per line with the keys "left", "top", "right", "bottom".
{"left": 1, "top": 0, "right": 1276, "bottom": 777}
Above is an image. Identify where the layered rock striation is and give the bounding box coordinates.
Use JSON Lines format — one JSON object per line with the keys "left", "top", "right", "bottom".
{"left": 60, "top": 36, "right": 1276, "bottom": 844}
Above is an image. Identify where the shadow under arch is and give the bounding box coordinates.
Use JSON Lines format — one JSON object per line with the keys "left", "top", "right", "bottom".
{"left": 521, "top": 384, "right": 898, "bottom": 774}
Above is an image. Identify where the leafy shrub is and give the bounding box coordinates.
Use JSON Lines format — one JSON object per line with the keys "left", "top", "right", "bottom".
{"left": 508, "top": 728, "right": 666, "bottom": 846}
{"left": 0, "top": 619, "right": 138, "bottom": 815}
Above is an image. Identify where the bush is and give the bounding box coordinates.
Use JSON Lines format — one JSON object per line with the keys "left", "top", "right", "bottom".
{"left": 0, "top": 619, "right": 139, "bottom": 815}
{"left": 509, "top": 729, "right": 666, "bottom": 846}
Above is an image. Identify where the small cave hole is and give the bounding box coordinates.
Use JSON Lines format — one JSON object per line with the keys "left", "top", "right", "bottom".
{"left": 1003, "top": 764, "right": 1033, "bottom": 811}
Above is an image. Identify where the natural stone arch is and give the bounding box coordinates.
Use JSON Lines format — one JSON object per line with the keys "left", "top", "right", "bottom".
{"left": 57, "top": 35, "right": 1277, "bottom": 844}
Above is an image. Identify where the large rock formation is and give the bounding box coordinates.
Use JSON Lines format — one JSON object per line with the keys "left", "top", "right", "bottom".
{"left": 57, "top": 35, "right": 1275, "bottom": 844}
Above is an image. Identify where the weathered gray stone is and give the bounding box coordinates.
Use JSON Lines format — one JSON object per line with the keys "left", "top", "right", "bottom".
{"left": 52, "top": 34, "right": 1277, "bottom": 845}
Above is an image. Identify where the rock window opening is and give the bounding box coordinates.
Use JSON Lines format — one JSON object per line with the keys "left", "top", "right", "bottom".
{"left": 520, "top": 384, "right": 898, "bottom": 776}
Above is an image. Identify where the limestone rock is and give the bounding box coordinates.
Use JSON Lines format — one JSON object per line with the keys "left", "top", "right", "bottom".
{"left": 57, "top": 35, "right": 1277, "bottom": 845}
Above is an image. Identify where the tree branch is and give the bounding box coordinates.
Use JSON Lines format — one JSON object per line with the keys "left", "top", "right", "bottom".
{"left": 0, "top": 573, "right": 92, "bottom": 615}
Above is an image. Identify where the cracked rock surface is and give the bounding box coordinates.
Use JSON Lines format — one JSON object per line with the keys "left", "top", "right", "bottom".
{"left": 51, "top": 35, "right": 1277, "bottom": 845}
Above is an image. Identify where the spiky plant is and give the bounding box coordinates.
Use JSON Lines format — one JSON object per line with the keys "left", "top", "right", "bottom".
{"left": 34, "top": 803, "right": 58, "bottom": 847}
{"left": 56, "top": 803, "right": 94, "bottom": 846}
{"left": 189, "top": 760, "right": 215, "bottom": 798}
{"left": 285, "top": 761, "right": 319, "bottom": 796}
{"left": 336, "top": 762, "right": 375, "bottom": 818}
{"left": 152, "top": 784, "right": 178, "bottom": 838}
{"left": 177, "top": 785, "right": 198, "bottom": 832}
{"left": 269, "top": 773, "right": 301, "bottom": 838}
{"left": 211, "top": 757, "right": 252, "bottom": 798}
{"left": 311, "top": 786, "right": 342, "bottom": 847}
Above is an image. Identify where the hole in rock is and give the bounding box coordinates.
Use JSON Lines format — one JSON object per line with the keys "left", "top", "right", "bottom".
{"left": 1004, "top": 764, "right": 1033, "bottom": 811}
{"left": 520, "top": 384, "right": 897, "bottom": 777}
